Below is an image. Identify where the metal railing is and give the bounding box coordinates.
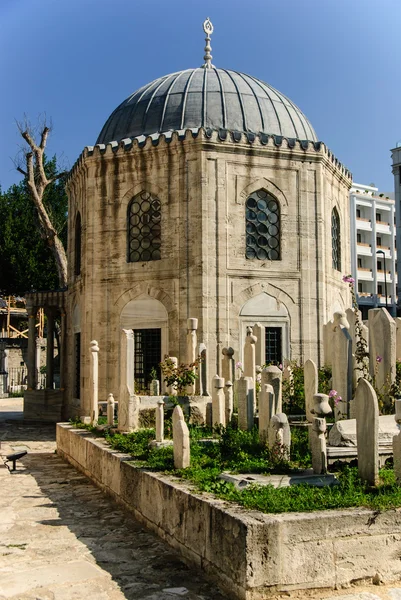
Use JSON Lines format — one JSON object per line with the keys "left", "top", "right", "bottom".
{"left": 1, "top": 367, "right": 46, "bottom": 394}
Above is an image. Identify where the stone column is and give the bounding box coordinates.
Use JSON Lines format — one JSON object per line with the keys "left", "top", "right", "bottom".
{"left": 186, "top": 318, "right": 198, "bottom": 396}
{"left": 212, "top": 375, "right": 225, "bottom": 427}
{"left": 89, "top": 340, "right": 99, "bottom": 426}
{"left": 253, "top": 322, "right": 265, "bottom": 367}
{"left": 259, "top": 383, "right": 274, "bottom": 444}
{"left": 107, "top": 393, "right": 115, "bottom": 427}
{"left": 237, "top": 376, "right": 254, "bottom": 431}
{"left": 59, "top": 311, "right": 66, "bottom": 390}
{"left": 46, "top": 309, "right": 55, "bottom": 390}
{"left": 156, "top": 398, "right": 165, "bottom": 443}
{"left": 35, "top": 337, "right": 42, "bottom": 389}
{"left": 243, "top": 326, "right": 257, "bottom": 388}
{"left": 27, "top": 307, "right": 37, "bottom": 390}
{"left": 118, "top": 329, "right": 138, "bottom": 432}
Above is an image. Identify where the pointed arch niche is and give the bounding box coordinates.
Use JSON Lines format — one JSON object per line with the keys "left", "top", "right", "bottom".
{"left": 239, "top": 292, "right": 290, "bottom": 364}
{"left": 120, "top": 296, "right": 168, "bottom": 389}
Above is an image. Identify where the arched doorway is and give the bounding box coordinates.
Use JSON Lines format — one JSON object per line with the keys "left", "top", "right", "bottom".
{"left": 120, "top": 296, "right": 168, "bottom": 390}
{"left": 239, "top": 292, "right": 290, "bottom": 364}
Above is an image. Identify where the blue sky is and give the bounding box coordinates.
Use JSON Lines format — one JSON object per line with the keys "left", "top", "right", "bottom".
{"left": 1, "top": 0, "right": 400, "bottom": 191}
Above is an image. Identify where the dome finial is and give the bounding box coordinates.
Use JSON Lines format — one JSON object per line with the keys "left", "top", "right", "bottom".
{"left": 202, "top": 17, "right": 214, "bottom": 69}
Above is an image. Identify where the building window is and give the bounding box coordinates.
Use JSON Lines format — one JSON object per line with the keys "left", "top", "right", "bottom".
{"left": 356, "top": 209, "right": 361, "bottom": 218}
{"left": 358, "top": 282, "right": 363, "bottom": 293}
{"left": 378, "top": 284, "right": 383, "bottom": 295}
{"left": 377, "top": 260, "right": 382, "bottom": 271}
{"left": 358, "top": 258, "right": 363, "bottom": 268}
{"left": 331, "top": 207, "right": 341, "bottom": 271}
{"left": 245, "top": 190, "right": 280, "bottom": 260}
{"left": 134, "top": 328, "right": 161, "bottom": 390}
{"left": 357, "top": 233, "right": 361, "bottom": 243}
{"left": 377, "top": 236, "right": 382, "bottom": 246}
{"left": 265, "top": 327, "right": 282, "bottom": 364}
{"left": 376, "top": 212, "right": 382, "bottom": 222}
{"left": 74, "top": 212, "right": 81, "bottom": 276}
{"left": 128, "top": 191, "right": 161, "bottom": 262}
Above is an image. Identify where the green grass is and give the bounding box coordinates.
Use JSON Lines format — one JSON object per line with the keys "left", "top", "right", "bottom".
{"left": 69, "top": 419, "right": 401, "bottom": 514}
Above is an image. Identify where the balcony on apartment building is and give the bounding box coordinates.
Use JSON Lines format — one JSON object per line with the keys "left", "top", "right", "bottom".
{"left": 357, "top": 267, "right": 373, "bottom": 281}
{"left": 356, "top": 216, "right": 372, "bottom": 231}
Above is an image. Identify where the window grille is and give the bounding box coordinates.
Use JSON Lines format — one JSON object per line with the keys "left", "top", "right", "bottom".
{"left": 265, "top": 327, "right": 282, "bottom": 364}
{"left": 74, "top": 332, "right": 81, "bottom": 399}
{"left": 245, "top": 190, "right": 280, "bottom": 260}
{"left": 128, "top": 191, "right": 161, "bottom": 262}
{"left": 331, "top": 208, "right": 341, "bottom": 271}
{"left": 134, "top": 328, "right": 161, "bottom": 390}
{"left": 74, "top": 212, "right": 81, "bottom": 276}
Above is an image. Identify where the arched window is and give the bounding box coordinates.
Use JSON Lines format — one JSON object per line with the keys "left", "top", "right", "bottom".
{"left": 128, "top": 191, "right": 161, "bottom": 262}
{"left": 245, "top": 190, "right": 280, "bottom": 260}
{"left": 74, "top": 212, "right": 81, "bottom": 276}
{"left": 331, "top": 207, "right": 341, "bottom": 271}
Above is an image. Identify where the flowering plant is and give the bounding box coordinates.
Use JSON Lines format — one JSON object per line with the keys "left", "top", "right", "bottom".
{"left": 159, "top": 355, "right": 200, "bottom": 395}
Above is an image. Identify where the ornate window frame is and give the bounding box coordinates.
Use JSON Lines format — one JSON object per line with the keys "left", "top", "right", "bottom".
{"left": 331, "top": 207, "right": 341, "bottom": 271}
{"left": 245, "top": 189, "right": 281, "bottom": 261}
{"left": 127, "top": 191, "right": 161, "bottom": 263}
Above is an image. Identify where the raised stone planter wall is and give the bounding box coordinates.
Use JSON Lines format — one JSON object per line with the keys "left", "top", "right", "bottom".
{"left": 57, "top": 423, "right": 401, "bottom": 600}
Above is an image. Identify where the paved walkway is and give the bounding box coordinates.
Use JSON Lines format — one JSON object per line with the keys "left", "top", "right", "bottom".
{"left": 1, "top": 398, "right": 401, "bottom": 600}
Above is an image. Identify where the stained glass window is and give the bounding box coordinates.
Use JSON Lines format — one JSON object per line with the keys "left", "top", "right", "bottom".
{"left": 128, "top": 191, "right": 161, "bottom": 262}
{"left": 332, "top": 208, "right": 341, "bottom": 271}
{"left": 245, "top": 190, "right": 280, "bottom": 260}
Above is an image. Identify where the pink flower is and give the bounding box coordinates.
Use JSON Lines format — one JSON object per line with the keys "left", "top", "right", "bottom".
{"left": 279, "top": 364, "right": 283, "bottom": 370}
{"left": 342, "top": 275, "right": 355, "bottom": 284}
{"left": 235, "top": 361, "right": 243, "bottom": 370}
{"left": 329, "top": 389, "right": 337, "bottom": 398}
{"left": 376, "top": 356, "right": 383, "bottom": 363}
{"left": 334, "top": 395, "right": 342, "bottom": 405}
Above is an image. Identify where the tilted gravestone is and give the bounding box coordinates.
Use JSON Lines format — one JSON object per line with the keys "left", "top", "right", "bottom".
{"left": 172, "top": 405, "right": 190, "bottom": 469}
{"left": 355, "top": 378, "right": 379, "bottom": 486}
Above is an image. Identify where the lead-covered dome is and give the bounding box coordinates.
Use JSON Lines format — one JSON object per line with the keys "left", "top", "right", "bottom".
{"left": 96, "top": 68, "right": 317, "bottom": 145}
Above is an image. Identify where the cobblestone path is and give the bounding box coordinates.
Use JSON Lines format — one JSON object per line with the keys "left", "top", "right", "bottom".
{"left": 1, "top": 399, "right": 401, "bottom": 600}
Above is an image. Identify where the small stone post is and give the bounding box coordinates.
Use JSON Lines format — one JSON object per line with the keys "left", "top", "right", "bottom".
{"left": 167, "top": 357, "right": 178, "bottom": 396}
{"left": 186, "top": 318, "right": 198, "bottom": 395}
{"left": 225, "top": 380, "right": 233, "bottom": 424}
{"left": 172, "top": 405, "right": 190, "bottom": 469}
{"left": 237, "top": 376, "right": 254, "bottom": 430}
{"left": 310, "top": 393, "right": 332, "bottom": 474}
{"left": 151, "top": 379, "right": 160, "bottom": 396}
{"left": 268, "top": 413, "right": 291, "bottom": 460}
{"left": 259, "top": 383, "right": 274, "bottom": 444}
{"left": 212, "top": 375, "right": 225, "bottom": 427}
{"left": 263, "top": 366, "right": 282, "bottom": 413}
{"left": 304, "top": 359, "right": 318, "bottom": 423}
{"left": 253, "top": 322, "right": 265, "bottom": 367}
{"left": 118, "top": 328, "right": 139, "bottom": 432}
{"left": 355, "top": 378, "right": 379, "bottom": 486}
{"left": 199, "top": 344, "right": 210, "bottom": 396}
{"left": 89, "top": 340, "right": 99, "bottom": 426}
{"left": 243, "top": 326, "right": 257, "bottom": 388}
{"left": 107, "top": 393, "right": 115, "bottom": 427}
{"left": 156, "top": 398, "right": 165, "bottom": 443}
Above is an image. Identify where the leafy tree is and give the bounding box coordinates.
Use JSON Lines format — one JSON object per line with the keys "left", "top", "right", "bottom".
{"left": 0, "top": 156, "right": 68, "bottom": 295}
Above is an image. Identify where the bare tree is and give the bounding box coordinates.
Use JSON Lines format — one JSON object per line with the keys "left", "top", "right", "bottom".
{"left": 15, "top": 117, "right": 68, "bottom": 288}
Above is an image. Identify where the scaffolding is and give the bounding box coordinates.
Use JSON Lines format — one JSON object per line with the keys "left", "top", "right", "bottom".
{"left": 0, "top": 296, "right": 44, "bottom": 339}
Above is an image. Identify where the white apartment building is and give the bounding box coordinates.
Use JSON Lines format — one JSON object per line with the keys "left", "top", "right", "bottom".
{"left": 392, "top": 145, "right": 401, "bottom": 315}
{"left": 350, "top": 183, "right": 397, "bottom": 318}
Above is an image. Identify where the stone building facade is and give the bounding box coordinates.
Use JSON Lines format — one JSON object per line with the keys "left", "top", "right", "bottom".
{"left": 24, "top": 23, "right": 352, "bottom": 419}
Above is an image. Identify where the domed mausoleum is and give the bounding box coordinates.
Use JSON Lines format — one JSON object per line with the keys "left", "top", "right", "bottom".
{"left": 26, "top": 20, "right": 352, "bottom": 419}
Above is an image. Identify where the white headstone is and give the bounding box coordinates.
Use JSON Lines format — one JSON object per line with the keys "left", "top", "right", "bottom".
{"left": 237, "top": 376, "right": 254, "bottom": 431}
{"left": 368, "top": 308, "right": 396, "bottom": 399}
{"left": 262, "top": 366, "right": 282, "bottom": 414}
{"left": 118, "top": 329, "right": 139, "bottom": 432}
{"left": 107, "top": 392, "right": 115, "bottom": 426}
{"left": 151, "top": 379, "right": 160, "bottom": 396}
{"left": 225, "top": 380, "right": 233, "bottom": 424}
{"left": 186, "top": 318, "right": 198, "bottom": 395}
{"left": 172, "top": 405, "right": 190, "bottom": 469}
{"left": 332, "top": 312, "right": 352, "bottom": 420}
{"left": 355, "top": 378, "right": 379, "bottom": 486}
{"left": 156, "top": 398, "right": 165, "bottom": 443}
{"left": 304, "top": 359, "right": 318, "bottom": 423}
{"left": 212, "top": 375, "right": 225, "bottom": 427}
{"left": 259, "top": 383, "right": 274, "bottom": 443}
{"left": 89, "top": 340, "right": 99, "bottom": 426}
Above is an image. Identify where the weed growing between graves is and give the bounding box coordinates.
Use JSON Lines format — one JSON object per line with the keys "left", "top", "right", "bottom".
{"left": 69, "top": 419, "right": 401, "bottom": 514}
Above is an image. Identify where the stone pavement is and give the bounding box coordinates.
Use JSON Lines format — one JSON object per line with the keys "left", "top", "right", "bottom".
{"left": 1, "top": 398, "right": 401, "bottom": 600}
